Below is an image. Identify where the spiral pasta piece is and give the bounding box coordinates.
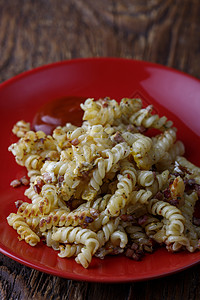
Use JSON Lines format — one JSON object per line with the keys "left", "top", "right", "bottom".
{"left": 86, "top": 125, "right": 113, "bottom": 148}
{"left": 97, "top": 218, "right": 120, "bottom": 247}
{"left": 137, "top": 170, "right": 155, "bottom": 187}
{"left": 110, "top": 225, "right": 128, "bottom": 248}
{"left": 146, "top": 170, "right": 169, "bottom": 196}
{"left": 107, "top": 160, "right": 137, "bottom": 216}
{"left": 120, "top": 98, "right": 142, "bottom": 119}
{"left": 52, "top": 226, "right": 99, "bottom": 268}
{"left": 39, "top": 207, "right": 98, "bottom": 232}
{"left": 176, "top": 156, "right": 200, "bottom": 183}
{"left": 140, "top": 215, "right": 164, "bottom": 238}
{"left": 156, "top": 141, "right": 185, "bottom": 171}
{"left": 58, "top": 244, "right": 83, "bottom": 258}
{"left": 91, "top": 194, "right": 112, "bottom": 212}
{"left": 81, "top": 97, "right": 121, "bottom": 126}
{"left": 82, "top": 142, "right": 130, "bottom": 200}
{"left": 148, "top": 199, "right": 186, "bottom": 234}
{"left": 9, "top": 130, "right": 57, "bottom": 165}
{"left": 131, "top": 135, "right": 153, "bottom": 169}
{"left": 42, "top": 229, "right": 60, "bottom": 250}
{"left": 147, "top": 198, "right": 190, "bottom": 251}
{"left": 7, "top": 96, "right": 200, "bottom": 267}
{"left": 130, "top": 189, "right": 152, "bottom": 205}
{"left": 24, "top": 184, "right": 44, "bottom": 204}
{"left": 12, "top": 120, "right": 31, "bottom": 138}
{"left": 181, "top": 192, "right": 198, "bottom": 222}
{"left": 152, "top": 128, "right": 177, "bottom": 164}
{"left": 124, "top": 223, "right": 153, "bottom": 252}
{"left": 129, "top": 105, "right": 173, "bottom": 131}
{"left": 7, "top": 213, "right": 40, "bottom": 246}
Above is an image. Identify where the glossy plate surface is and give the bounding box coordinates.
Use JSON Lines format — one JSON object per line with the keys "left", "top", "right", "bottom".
{"left": 0, "top": 58, "right": 200, "bottom": 282}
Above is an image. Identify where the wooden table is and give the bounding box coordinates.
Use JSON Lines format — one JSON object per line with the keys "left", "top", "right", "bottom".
{"left": 0, "top": 1, "right": 200, "bottom": 299}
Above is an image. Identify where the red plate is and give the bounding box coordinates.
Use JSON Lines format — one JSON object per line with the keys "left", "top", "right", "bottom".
{"left": 0, "top": 58, "right": 200, "bottom": 282}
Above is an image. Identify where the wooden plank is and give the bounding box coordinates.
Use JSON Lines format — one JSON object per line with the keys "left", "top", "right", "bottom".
{"left": 0, "top": 0, "right": 200, "bottom": 299}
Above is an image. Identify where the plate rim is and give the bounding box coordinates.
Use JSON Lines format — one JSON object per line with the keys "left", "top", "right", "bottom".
{"left": 1, "top": 57, "right": 200, "bottom": 88}
{"left": 0, "top": 57, "right": 200, "bottom": 282}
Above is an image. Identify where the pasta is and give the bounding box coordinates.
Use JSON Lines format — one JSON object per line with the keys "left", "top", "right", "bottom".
{"left": 7, "top": 97, "right": 200, "bottom": 268}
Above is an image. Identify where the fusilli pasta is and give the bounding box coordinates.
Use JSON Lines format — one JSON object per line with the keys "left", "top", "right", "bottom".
{"left": 7, "top": 97, "right": 200, "bottom": 268}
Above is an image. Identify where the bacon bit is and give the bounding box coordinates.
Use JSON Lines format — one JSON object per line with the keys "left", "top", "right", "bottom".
{"left": 71, "top": 138, "right": 79, "bottom": 146}
{"left": 15, "top": 200, "right": 23, "bottom": 209}
{"left": 18, "top": 206, "right": 25, "bottom": 214}
{"left": 36, "top": 178, "right": 44, "bottom": 188}
{"left": 60, "top": 215, "right": 66, "bottom": 222}
{"left": 120, "top": 214, "right": 136, "bottom": 222}
{"left": 20, "top": 176, "right": 29, "bottom": 186}
{"left": 90, "top": 208, "right": 99, "bottom": 218}
{"left": 154, "top": 191, "right": 163, "bottom": 200}
{"left": 195, "top": 184, "right": 200, "bottom": 197}
{"left": 193, "top": 217, "right": 200, "bottom": 226}
{"left": 150, "top": 164, "right": 157, "bottom": 172}
{"left": 111, "top": 247, "right": 124, "bottom": 255}
{"left": 85, "top": 216, "right": 94, "bottom": 223}
{"left": 10, "top": 176, "right": 30, "bottom": 188}
{"left": 58, "top": 175, "right": 64, "bottom": 187}
{"left": 10, "top": 179, "right": 22, "bottom": 188}
{"left": 100, "top": 98, "right": 109, "bottom": 107}
{"left": 131, "top": 243, "right": 139, "bottom": 251}
{"left": 113, "top": 131, "right": 125, "bottom": 143}
{"left": 39, "top": 219, "right": 46, "bottom": 227}
{"left": 43, "top": 172, "right": 53, "bottom": 183}
{"left": 81, "top": 170, "right": 90, "bottom": 179}
{"left": 125, "top": 247, "right": 144, "bottom": 261}
{"left": 66, "top": 198, "right": 85, "bottom": 211}
{"left": 39, "top": 138, "right": 45, "bottom": 144}
{"left": 184, "top": 178, "right": 196, "bottom": 186}
{"left": 163, "top": 188, "right": 171, "bottom": 199}
{"left": 74, "top": 215, "right": 79, "bottom": 221}
{"left": 34, "top": 184, "right": 41, "bottom": 194}
{"left": 168, "top": 199, "right": 179, "bottom": 207}
{"left": 127, "top": 124, "right": 136, "bottom": 132}
{"left": 136, "top": 126, "right": 147, "bottom": 133}
{"left": 138, "top": 215, "right": 148, "bottom": 225}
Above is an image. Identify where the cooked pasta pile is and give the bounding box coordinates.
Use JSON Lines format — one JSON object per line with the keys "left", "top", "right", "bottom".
{"left": 7, "top": 97, "right": 200, "bottom": 268}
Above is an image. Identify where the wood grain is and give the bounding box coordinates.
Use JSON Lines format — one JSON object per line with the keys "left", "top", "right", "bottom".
{"left": 0, "top": 0, "right": 200, "bottom": 83}
{"left": 1, "top": 253, "right": 200, "bottom": 300}
{"left": 0, "top": 0, "right": 200, "bottom": 299}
